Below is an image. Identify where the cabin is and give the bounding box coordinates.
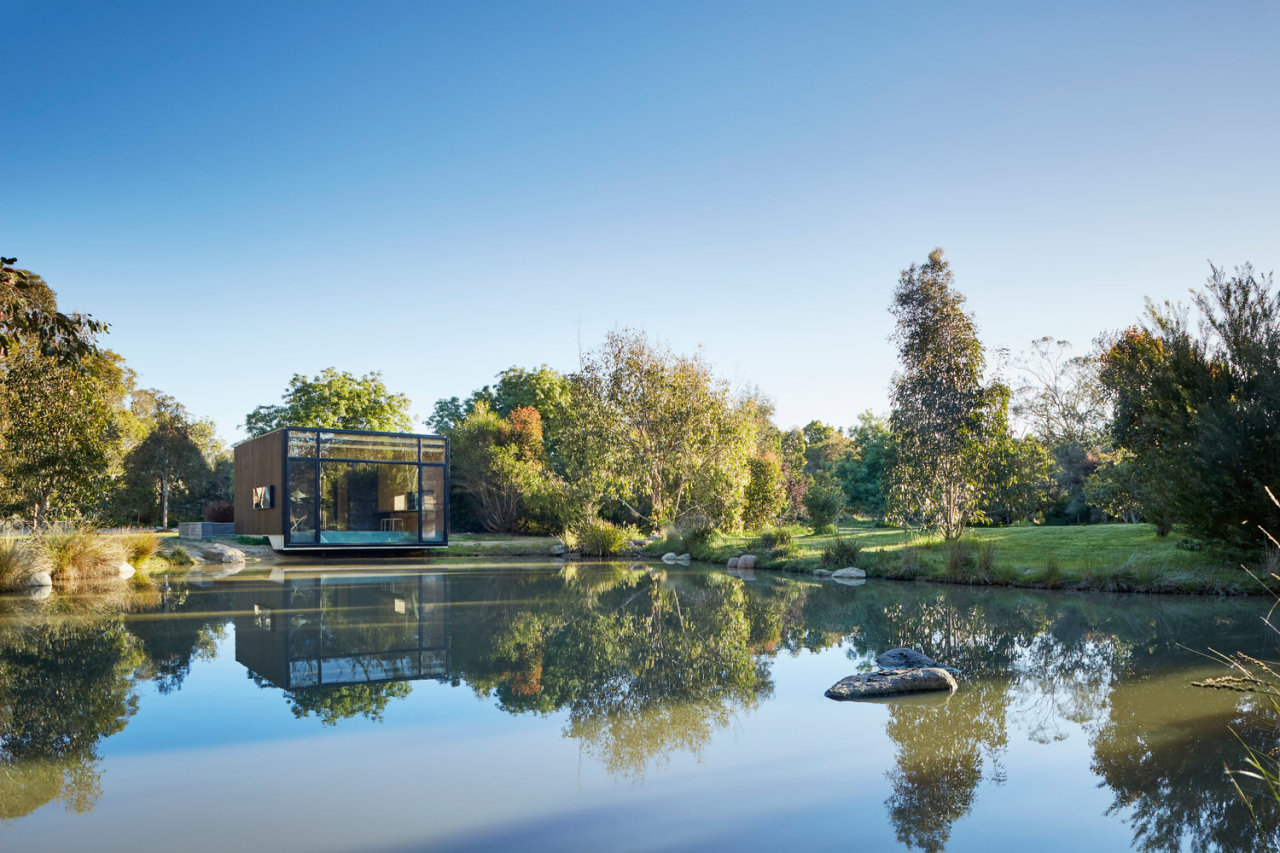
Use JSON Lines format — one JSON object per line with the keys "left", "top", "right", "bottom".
{"left": 233, "top": 427, "right": 448, "bottom": 550}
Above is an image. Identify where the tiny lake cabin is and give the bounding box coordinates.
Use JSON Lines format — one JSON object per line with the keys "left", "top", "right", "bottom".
{"left": 234, "top": 426, "right": 448, "bottom": 551}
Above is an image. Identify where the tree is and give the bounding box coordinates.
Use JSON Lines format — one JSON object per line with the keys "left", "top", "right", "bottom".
{"left": 561, "top": 330, "right": 757, "bottom": 530}
{"left": 244, "top": 368, "right": 413, "bottom": 436}
{"left": 118, "top": 393, "right": 213, "bottom": 528}
{"left": 450, "top": 402, "right": 565, "bottom": 533}
{"left": 1012, "top": 337, "right": 1109, "bottom": 445}
{"left": 0, "top": 347, "right": 130, "bottom": 526}
{"left": 834, "top": 411, "right": 893, "bottom": 518}
{"left": 742, "top": 453, "right": 787, "bottom": 529}
{"left": 0, "top": 257, "right": 105, "bottom": 366}
{"left": 984, "top": 434, "right": 1055, "bottom": 525}
{"left": 1084, "top": 450, "right": 1146, "bottom": 524}
{"left": 1099, "top": 263, "right": 1280, "bottom": 546}
{"left": 887, "top": 249, "right": 1006, "bottom": 540}
{"left": 802, "top": 476, "right": 847, "bottom": 530}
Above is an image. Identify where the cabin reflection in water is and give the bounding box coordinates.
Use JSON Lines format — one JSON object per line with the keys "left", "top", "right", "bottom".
{"left": 233, "top": 573, "right": 450, "bottom": 689}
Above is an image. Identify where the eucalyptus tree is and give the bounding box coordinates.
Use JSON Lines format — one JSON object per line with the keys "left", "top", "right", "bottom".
{"left": 118, "top": 393, "right": 215, "bottom": 528}
{"left": 0, "top": 257, "right": 105, "bottom": 365}
{"left": 562, "top": 330, "right": 757, "bottom": 530}
{"left": 887, "top": 249, "right": 1007, "bottom": 540}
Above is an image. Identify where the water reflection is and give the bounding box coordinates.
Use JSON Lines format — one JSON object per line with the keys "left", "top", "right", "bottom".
{"left": 2, "top": 565, "right": 1279, "bottom": 850}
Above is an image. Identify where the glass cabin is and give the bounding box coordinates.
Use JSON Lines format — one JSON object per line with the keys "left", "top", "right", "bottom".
{"left": 233, "top": 427, "right": 448, "bottom": 549}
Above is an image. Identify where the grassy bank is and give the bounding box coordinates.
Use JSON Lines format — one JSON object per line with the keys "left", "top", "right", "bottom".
{"left": 645, "top": 521, "right": 1271, "bottom": 595}
{"left": 437, "top": 534, "right": 560, "bottom": 557}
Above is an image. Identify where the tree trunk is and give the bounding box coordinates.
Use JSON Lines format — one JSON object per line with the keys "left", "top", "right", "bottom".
{"left": 161, "top": 477, "right": 171, "bottom": 529}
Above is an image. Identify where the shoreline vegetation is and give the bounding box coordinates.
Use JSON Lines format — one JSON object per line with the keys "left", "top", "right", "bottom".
{"left": 1, "top": 521, "right": 1268, "bottom": 597}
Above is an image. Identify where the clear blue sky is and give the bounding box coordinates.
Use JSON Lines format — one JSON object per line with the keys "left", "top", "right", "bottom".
{"left": 5, "top": 1, "right": 1278, "bottom": 444}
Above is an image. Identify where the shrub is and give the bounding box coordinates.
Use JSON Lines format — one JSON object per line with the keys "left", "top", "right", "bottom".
{"left": 822, "top": 534, "right": 864, "bottom": 568}
{"left": 572, "top": 518, "right": 639, "bottom": 557}
{"left": 204, "top": 501, "right": 235, "bottom": 523}
{"left": 742, "top": 454, "right": 787, "bottom": 529}
{"left": 166, "top": 546, "right": 194, "bottom": 567}
{"left": 946, "top": 540, "right": 973, "bottom": 578}
{"left": 119, "top": 531, "right": 160, "bottom": 567}
{"left": 803, "top": 478, "right": 847, "bottom": 531}
{"left": 33, "top": 527, "right": 126, "bottom": 582}
{"left": 977, "top": 540, "right": 997, "bottom": 572}
{"left": 0, "top": 538, "right": 35, "bottom": 589}
{"left": 757, "top": 525, "right": 796, "bottom": 550}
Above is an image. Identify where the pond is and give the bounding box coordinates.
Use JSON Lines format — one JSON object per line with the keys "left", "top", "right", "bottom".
{"left": 1, "top": 560, "right": 1277, "bottom": 852}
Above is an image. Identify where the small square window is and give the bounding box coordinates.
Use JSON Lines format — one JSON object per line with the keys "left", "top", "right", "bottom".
{"left": 253, "top": 485, "right": 275, "bottom": 510}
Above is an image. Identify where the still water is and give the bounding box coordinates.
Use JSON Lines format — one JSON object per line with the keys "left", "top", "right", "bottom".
{"left": 1, "top": 560, "right": 1277, "bottom": 852}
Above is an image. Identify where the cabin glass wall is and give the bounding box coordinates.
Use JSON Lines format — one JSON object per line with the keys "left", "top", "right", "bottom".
{"left": 287, "top": 460, "right": 318, "bottom": 544}
{"left": 319, "top": 461, "right": 419, "bottom": 544}
{"left": 319, "top": 432, "right": 418, "bottom": 462}
{"left": 420, "top": 465, "right": 445, "bottom": 543}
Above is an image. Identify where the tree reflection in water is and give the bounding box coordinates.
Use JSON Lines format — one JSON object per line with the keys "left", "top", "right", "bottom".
{"left": 2, "top": 565, "right": 1279, "bottom": 850}
{"left": 452, "top": 565, "right": 772, "bottom": 779}
{"left": 0, "top": 598, "right": 145, "bottom": 819}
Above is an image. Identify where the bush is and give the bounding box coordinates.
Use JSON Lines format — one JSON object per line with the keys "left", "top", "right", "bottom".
{"left": 166, "top": 546, "right": 194, "bottom": 567}
{"left": 757, "top": 525, "right": 797, "bottom": 550}
{"left": 0, "top": 538, "right": 35, "bottom": 590}
{"left": 977, "top": 540, "right": 998, "bottom": 572}
{"left": 204, "top": 501, "right": 235, "bottom": 523}
{"left": 946, "top": 540, "right": 973, "bottom": 578}
{"left": 119, "top": 531, "right": 160, "bottom": 567}
{"left": 803, "top": 478, "right": 847, "bottom": 531}
{"left": 33, "top": 527, "right": 126, "bottom": 582}
{"left": 821, "top": 534, "right": 864, "bottom": 568}
{"left": 571, "top": 518, "right": 639, "bottom": 557}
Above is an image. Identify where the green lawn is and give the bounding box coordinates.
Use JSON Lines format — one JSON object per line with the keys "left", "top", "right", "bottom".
{"left": 645, "top": 520, "right": 1270, "bottom": 595}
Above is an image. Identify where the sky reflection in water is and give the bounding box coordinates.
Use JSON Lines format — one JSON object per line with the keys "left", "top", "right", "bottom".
{"left": 0, "top": 562, "right": 1277, "bottom": 852}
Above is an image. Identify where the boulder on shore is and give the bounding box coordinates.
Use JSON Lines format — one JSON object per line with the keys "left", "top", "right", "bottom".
{"left": 676, "top": 553, "right": 691, "bottom": 564}
{"left": 661, "top": 552, "right": 677, "bottom": 564}
{"left": 550, "top": 543, "right": 569, "bottom": 556}
{"left": 116, "top": 561, "right": 136, "bottom": 579}
{"left": 831, "top": 567, "right": 866, "bottom": 579}
{"left": 25, "top": 570, "right": 53, "bottom": 588}
{"left": 203, "top": 544, "right": 246, "bottom": 564}
{"left": 825, "top": 667, "right": 957, "bottom": 700}
{"left": 727, "top": 557, "right": 739, "bottom": 569}
{"left": 832, "top": 577, "right": 866, "bottom": 587}
{"left": 813, "top": 568, "right": 832, "bottom": 577}
{"left": 737, "top": 554, "right": 757, "bottom": 570}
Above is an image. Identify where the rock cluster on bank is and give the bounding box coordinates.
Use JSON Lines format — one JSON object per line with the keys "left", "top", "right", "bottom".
{"left": 825, "top": 647, "right": 960, "bottom": 701}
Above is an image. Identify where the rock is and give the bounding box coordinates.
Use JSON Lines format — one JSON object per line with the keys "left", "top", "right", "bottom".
{"left": 831, "top": 567, "right": 866, "bottom": 579}
{"left": 737, "top": 554, "right": 757, "bottom": 570}
{"left": 832, "top": 577, "right": 866, "bottom": 587}
{"left": 25, "top": 571, "right": 52, "bottom": 588}
{"left": 727, "top": 557, "right": 739, "bottom": 569}
{"left": 203, "top": 544, "right": 246, "bottom": 564}
{"left": 876, "top": 647, "right": 960, "bottom": 674}
{"left": 550, "top": 543, "right": 569, "bottom": 556}
{"left": 813, "top": 568, "right": 832, "bottom": 576}
{"left": 825, "top": 667, "right": 958, "bottom": 700}
{"left": 117, "top": 561, "right": 136, "bottom": 579}
{"left": 662, "top": 552, "right": 678, "bottom": 564}
{"left": 676, "top": 553, "right": 691, "bottom": 564}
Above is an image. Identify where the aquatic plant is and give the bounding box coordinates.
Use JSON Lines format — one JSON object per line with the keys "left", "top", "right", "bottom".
{"left": 117, "top": 531, "right": 159, "bottom": 567}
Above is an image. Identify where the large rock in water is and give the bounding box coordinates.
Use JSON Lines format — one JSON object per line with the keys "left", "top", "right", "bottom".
{"left": 870, "top": 648, "right": 962, "bottom": 676}
{"left": 831, "top": 567, "right": 866, "bottom": 579}
{"left": 203, "top": 544, "right": 246, "bottom": 564}
{"left": 825, "top": 667, "right": 957, "bottom": 700}
{"left": 736, "top": 554, "right": 757, "bottom": 570}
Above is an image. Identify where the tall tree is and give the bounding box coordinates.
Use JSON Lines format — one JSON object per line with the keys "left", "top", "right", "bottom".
{"left": 887, "top": 249, "right": 1006, "bottom": 540}
{"left": 0, "top": 257, "right": 105, "bottom": 365}
{"left": 119, "top": 393, "right": 213, "bottom": 528}
{"left": 244, "top": 368, "right": 413, "bottom": 436}
{"left": 1099, "top": 262, "right": 1280, "bottom": 545}
{"left": 1012, "top": 336, "right": 1109, "bottom": 445}
{"left": 562, "top": 330, "right": 757, "bottom": 530}
{"left": 0, "top": 347, "right": 130, "bottom": 526}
